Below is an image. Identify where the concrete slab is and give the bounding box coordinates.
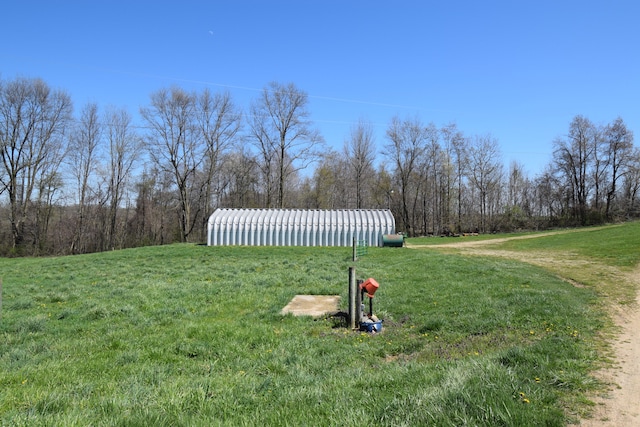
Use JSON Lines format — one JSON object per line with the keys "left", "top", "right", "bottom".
{"left": 281, "top": 295, "right": 340, "bottom": 317}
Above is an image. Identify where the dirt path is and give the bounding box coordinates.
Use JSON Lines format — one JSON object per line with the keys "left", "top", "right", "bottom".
{"left": 408, "top": 235, "right": 640, "bottom": 426}
{"left": 583, "top": 267, "right": 640, "bottom": 426}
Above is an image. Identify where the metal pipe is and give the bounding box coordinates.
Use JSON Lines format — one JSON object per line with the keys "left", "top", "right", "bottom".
{"left": 348, "top": 267, "right": 356, "bottom": 329}
{"left": 356, "top": 281, "right": 363, "bottom": 328}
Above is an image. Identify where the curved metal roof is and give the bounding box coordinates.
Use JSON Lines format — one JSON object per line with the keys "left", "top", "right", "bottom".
{"left": 207, "top": 208, "right": 395, "bottom": 247}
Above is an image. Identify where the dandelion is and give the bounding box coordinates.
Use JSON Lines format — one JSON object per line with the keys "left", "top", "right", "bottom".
{"left": 523, "top": 398, "right": 530, "bottom": 404}
{"left": 535, "top": 377, "right": 540, "bottom": 383}
{"left": 529, "top": 330, "right": 535, "bottom": 335}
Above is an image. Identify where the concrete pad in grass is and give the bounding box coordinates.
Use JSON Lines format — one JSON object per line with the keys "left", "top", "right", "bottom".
{"left": 281, "top": 295, "right": 340, "bottom": 317}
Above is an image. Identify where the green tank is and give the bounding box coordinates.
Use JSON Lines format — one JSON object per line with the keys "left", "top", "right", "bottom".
{"left": 382, "top": 234, "right": 404, "bottom": 247}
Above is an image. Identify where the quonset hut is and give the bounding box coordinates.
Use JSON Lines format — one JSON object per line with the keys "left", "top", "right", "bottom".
{"left": 207, "top": 208, "right": 395, "bottom": 247}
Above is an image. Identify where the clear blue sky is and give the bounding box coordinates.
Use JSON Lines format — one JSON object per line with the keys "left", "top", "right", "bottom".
{"left": 3, "top": 1, "right": 639, "bottom": 176}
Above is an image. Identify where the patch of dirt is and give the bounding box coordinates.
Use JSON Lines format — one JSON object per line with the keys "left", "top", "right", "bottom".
{"left": 580, "top": 267, "right": 640, "bottom": 426}
{"left": 408, "top": 232, "right": 640, "bottom": 426}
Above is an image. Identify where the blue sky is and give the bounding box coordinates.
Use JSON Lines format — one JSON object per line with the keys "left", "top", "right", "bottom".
{"left": 2, "top": 1, "right": 639, "bottom": 176}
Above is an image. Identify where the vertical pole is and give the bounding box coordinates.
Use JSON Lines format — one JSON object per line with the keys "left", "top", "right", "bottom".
{"left": 348, "top": 267, "right": 356, "bottom": 329}
{"left": 356, "top": 282, "right": 363, "bottom": 328}
{"left": 352, "top": 237, "right": 357, "bottom": 262}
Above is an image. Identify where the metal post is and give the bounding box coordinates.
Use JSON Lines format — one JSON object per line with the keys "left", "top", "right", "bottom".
{"left": 348, "top": 267, "right": 356, "bottom": 329}
{"left": 352, "top": 236, "right": 357, "bottom": 262}
{"left": 356, "top": 280, "right": 363, "bottom": 328}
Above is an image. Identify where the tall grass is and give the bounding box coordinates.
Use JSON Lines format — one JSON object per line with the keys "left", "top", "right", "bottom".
{"left": 0, "top": 226, "right": 620, "bottom": 426}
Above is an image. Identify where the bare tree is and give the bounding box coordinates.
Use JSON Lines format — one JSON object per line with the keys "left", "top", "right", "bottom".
{"left": 622, "top": 148, "right": 640, "bottom": 216}
{"left": 104, "top": 107, "right": 140, "bottom": 250}
{"left": 344, "top": 119, "right": 376, "bottom": 209}
{"left": 0, "top": 77, "right": 72, "bottom": 251}
{"left": 603, "top": 117, "right": 634, "bottom": 219}
{"left": 248, "top": 107, "right": 277, "bottom": 207}
{"left": 421, "top": 123, "right": 441, "bottom": 235}
{"left": 504, "top": 160, "right": 534, "bottom": 229}
{"left": 305, "top": 162, "right": 336, "bottom": 209}
{"left": 129, "top": 166, "right": 176, "bottom": 246}
{"left": 141, "top": 87, "right": 201, "bottom": 242}
{"left": 249, "top": 82, "right": 324, "bottom": 208}
{"left": 468, "top": 134, "right": 503, "bottom": 233}
{"left": 534, "top": 165, "right": 565, "bottom": 224}
{"left": 67, "top": 103, "right": 102, "bottom": 254}
{"left": 507, "top": 161, "right": 530, "bottom": 209}
{"left": 34, "top": 169, "right": 64, "bottom": 253}
{"left": 553, "top": 115, "right": 596, "bottom": 224}
{"left": 305, "top": 150, "right": 349, "bottom": 209}
{"left": 384, "top": 116, "right": 429, "bottom": 236}
{"left": 441, "top": 123, "right": 468, "bottom": 233}
{"left": 219, "top": 148, "right": 260, "bottom": 208}
{"left": 196, "top": 89, "right": 241, "bottom": 239}
{"left": 372, "top": 165, "right": 394, "bottom": 210}
{"left": 590, "top": 123, "right": 609, "bottom": 215}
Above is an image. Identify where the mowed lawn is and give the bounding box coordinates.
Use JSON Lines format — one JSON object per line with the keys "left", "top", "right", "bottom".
{"left": 3, "top": 223, "right": 635, "bottom": 426}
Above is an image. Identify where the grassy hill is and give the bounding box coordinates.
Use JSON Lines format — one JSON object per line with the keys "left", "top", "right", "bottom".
{"left": 1, "top": 223, "right": 637, "bottom": 426}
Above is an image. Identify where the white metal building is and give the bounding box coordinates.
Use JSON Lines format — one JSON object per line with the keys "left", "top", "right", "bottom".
{"left": 207, "top": 208, "right": 395, "bottom": 247}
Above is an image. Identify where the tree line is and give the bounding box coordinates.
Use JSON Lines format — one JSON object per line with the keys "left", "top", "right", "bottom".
{"left": 1, "top": 76, "right": 639, "bottom": 256}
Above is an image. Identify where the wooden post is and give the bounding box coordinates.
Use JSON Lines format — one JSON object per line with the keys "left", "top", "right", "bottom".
{"left": 348, "top": 267, "right": 356, "bottom": 329}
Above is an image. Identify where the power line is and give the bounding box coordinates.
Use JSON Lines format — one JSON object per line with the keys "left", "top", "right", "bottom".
{"left": 4, "top": 54, "right": 422, "bottom": 111}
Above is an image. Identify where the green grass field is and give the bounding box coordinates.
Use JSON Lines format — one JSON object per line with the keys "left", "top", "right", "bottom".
{"left": 1, "top": 222, "right": 637, "bottom": 426}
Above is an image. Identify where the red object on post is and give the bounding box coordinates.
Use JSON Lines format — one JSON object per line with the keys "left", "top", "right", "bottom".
{"left": 360, "top": 277, "right": 379, "bottom": 298}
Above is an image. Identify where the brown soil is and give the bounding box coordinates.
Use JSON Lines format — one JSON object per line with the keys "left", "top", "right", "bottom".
{"left": 407, "top": 234, "right": 640, "bottom": 426}
{"left": 582, "top": 268, "right": 640, "bottom": 426}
